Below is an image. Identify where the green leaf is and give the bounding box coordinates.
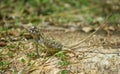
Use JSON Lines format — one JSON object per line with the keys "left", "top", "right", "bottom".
{"left": 61, "top": 70, "right": 67, "bottom": 74}
{"left": 21, "top": 58, "right": 26, "bottom": 64}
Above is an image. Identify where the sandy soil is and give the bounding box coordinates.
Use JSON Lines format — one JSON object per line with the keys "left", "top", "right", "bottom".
{"left": 29, "top": 31, "right": 120, "bottom": 74}
{"left": 0, "top": 30, "right": 120, "bottom": 74}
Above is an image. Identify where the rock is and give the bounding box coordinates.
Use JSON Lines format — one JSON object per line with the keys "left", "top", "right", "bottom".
{"left": 82, "top": 27, "right": 94, "bottom": 33}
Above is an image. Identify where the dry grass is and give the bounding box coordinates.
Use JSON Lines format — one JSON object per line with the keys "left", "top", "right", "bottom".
{"left": 0, "top": 28, "right": 120, "bottom": 74}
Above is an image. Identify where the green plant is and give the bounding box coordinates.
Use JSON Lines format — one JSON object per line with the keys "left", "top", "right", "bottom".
{"left": 7, "top": 51, "right": 14, "bottom": 58}
{"left": 8, "top": 44, "right": 16, "bottom": 49}
{"left": 10, "top": 68, "right": 17, "bottom": 74}
{"left": 0, "top": 27, "right": 9, "bottom": 32}
{"left": 15, "top": 17, "right": 20, "bottom": 26}
{"left": 26, "top": 52, "right": 36, "bottom": 58}
{"left": 56, "top": 51, "right": 70, "bottom": 74}
{"left": 61, "top": 70, "right": 68, "bottom": 74}
{"left": 0, "top": 61, "right": 10, "bottom": 70}
{"left": 57, "top": 52, "right": 70, "bottom": 66}
{"left": 21, "top": 58, "right": 26, "bottom": 64}
{"left": 108, "top": 14, "right": 120, "bottom": 24}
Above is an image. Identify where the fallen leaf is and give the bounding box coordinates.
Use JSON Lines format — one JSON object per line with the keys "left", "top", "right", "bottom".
{"left": 0, "top": 41, "right": 7, "bottom": 47}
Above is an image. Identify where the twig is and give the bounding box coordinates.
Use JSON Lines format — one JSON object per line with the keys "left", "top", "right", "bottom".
{"left": 68, "top": 14, "right": 113, "bottom": 49}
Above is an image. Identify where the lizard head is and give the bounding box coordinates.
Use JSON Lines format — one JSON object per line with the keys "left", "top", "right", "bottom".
{"left": 28, "top": 26, "right": 40, "bottom": 36}
{"left": 25, "top": 26, "right": 44, "bottom": 40}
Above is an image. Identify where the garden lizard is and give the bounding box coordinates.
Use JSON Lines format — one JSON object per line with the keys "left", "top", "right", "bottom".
{"left": 24, "top": 26, "right": 75, "bottom": 56}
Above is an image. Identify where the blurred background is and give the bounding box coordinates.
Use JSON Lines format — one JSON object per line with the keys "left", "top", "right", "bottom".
{"left": 0, "top": 0, "right": 120, "bottom": 32}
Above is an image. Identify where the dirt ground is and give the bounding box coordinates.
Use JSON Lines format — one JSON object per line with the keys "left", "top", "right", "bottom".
{"left": 36, "top": 30, "right": 120, "bottom": 74}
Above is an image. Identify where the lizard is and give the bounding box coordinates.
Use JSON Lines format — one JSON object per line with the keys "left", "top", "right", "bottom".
{"left": 24, "top": 26, "right": 76, "bottom": 56}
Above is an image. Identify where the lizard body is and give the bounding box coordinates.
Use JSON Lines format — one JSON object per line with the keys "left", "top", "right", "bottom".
{"left": 25, "top": 26, "right": 69, "bottom": 55}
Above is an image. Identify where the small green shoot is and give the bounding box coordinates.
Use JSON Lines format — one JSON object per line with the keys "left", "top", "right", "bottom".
{"left": 8, "top": 44, "right": 16, "bottom": 49}
{"left": 21, "top": 58, "right": 26, "bottom": 64}
{"left": 56, "top": 51, "right": 66, "bottom": 60}
{"left": 0, "top": 61, "right": 10, "bottom": 70}
{"left": 56, "top": 51, "right": 70, "bottom": 74}
{"left": 58, "top": 60, "right": 70, "bottom": 66}
{"left": 61, "top": 70, "right": 68, "bottom": 74}
{"left": 15, "top": 17, "right": 19, "bottom": 26}
{"left": 26, "top": 52, "right": 36, "bottom": 58}
{"left": 7, "top": 51, "right": 14, "bottom": 58}
{"left": 56, "top": 52, "right": 70, "bottom": 66}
